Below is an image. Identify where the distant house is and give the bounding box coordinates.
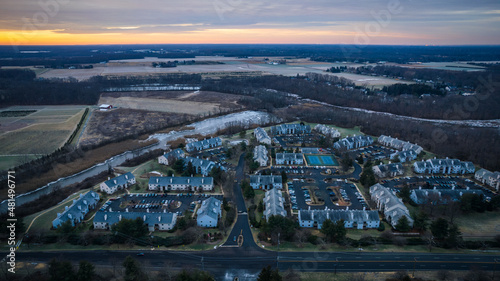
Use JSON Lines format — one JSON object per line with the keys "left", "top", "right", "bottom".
{"left": 390, "top": 150, "right": 418, "bottom": 163}
{"left": 53, "top": 191, "right": 100, "bottom": 229}
{"left": 263, "top": 188, "right": 287, "bottom": 221}
{"left": 158, "top": 149, "right": 185, "bottom": 165}
{"left": 370, "top": 183, "right": 413, "bottom": 229}
{"left": 314, "top": 124, "right": 340, "bottom": 138}
{"left": 271, "top": 123, "right": 311, "bottom": 135}
{"left": 298, "top": 209, "right": 380, "bottom": 229}
{"left": 93, "top": 211, "right": 177, "bottom": 232}
{"left": 185, "top": 137, "right": 222, "bottom": 152}
{"left": 99, "top": 104, "right": 112, "bottom": 111}
{"left": 250, "top": 174, "right": 283, "bottom": 190}
{"left": 372, "top": 163, "right": 404, "bottom": 178}
{"left": 100, "top": 172, "right": 136, "bottom": 194}
{"left": 378, "top": 135, "right": 423, "bottom": 154}
{"left": 254, "top": 127, "right": 272, "bottom": 145}
{"left": 333, "top": 135, "right": 373, "bottom": 151}
{"left": 148, "top": 176, "right": 214, "bottom": 192}
{"left": 413, "top": 158, "right": 475, "bottom": 175}
{"left": 275, "top": 153, "right": 304, "bottom": 165}
{"left": 183, "top": 156, "right": 224, "bottom": 176}
{"left": 253, "top": 145, "right": 269, "bottom": 167}
{"left": 475, "top": 168, "right": 500, "bottom": 191}
{"left": 197, "top": 197, "right": 222, "bottom": 227}
{"left": 410, "top": 187, "right": 485, "bottom": 205}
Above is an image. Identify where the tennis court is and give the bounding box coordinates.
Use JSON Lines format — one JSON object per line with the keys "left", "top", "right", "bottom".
{"left": 304, "top": 154, "right": 339, "bottom": 166}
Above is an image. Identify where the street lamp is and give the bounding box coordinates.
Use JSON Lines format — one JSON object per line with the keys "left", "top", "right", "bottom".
{"left": 413, "top": 257, "right": 418, "bottom": 277}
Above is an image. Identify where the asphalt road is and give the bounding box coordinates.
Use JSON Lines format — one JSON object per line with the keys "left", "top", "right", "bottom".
{"left": 12, "top": 249, "right": 500, "bottom": 280}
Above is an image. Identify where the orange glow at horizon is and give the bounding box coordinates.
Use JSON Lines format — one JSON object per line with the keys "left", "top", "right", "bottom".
{"left": 0, "top": 28, "right": 424, "bottom": 46}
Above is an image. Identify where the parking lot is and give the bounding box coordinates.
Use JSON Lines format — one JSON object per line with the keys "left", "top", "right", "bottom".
{"left": 190, "top": 147, "right": 230, "bottom": 168}
{"left": 348, "top": 145, "right": 396, "bottom": 161}
{"left": 274, "top": 134, "right": 318, "bottom": 148}
{"left": 288, "top": 179, "right": 368, "bottom": 211}
{"left": 102, "top": 193, "right": 224, "bottom": 216}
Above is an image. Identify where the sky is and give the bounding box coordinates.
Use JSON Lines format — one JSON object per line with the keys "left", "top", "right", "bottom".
{"left": 1, "top": 0, "right": 499, "bottom": 45}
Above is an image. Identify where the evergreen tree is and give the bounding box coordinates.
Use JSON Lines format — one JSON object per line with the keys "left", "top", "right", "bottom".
{"left": 123, "top": 256, "right": 144, "bottom": 281}
{"left": 395, "top": 216, "right": 411, "bottom": 232}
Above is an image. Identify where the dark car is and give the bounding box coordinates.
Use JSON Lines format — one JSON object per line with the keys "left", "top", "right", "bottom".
{"left": 136, "top": 253, "right": 144, "bottom": 256}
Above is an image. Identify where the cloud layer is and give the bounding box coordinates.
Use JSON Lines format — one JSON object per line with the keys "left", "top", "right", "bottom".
{"left": 1, "top": 0, "right": 499, "bottom": 45}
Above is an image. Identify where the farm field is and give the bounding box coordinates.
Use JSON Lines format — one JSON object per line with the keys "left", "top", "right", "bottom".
{"left": 0, "top": 106, "right": 87, "bottom": 170}
{"left": 99, "top": 90, "right": 243, "bottom": 115}
{"left": 79, "top": 108, "right": 192, "bottom": 147}
{"left": 327, "top": 72, "right": 414, "bottom": 89}
{"left": 37, "top": 57, "right": 411, "bottom": 88}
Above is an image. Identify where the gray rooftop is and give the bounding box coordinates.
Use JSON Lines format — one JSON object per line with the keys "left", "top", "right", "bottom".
{"left": 197, "top": 197, "right": 222, "bottom": 221}
{"left": 104, "top": 172, "right": 135, "bottom": 188}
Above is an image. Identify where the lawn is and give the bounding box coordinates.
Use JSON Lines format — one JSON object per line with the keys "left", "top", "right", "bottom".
{"left": 454, "top": 211, "right": 500, "bottom": 238}
{"left": 23, "top": 187, "right": 99, "bottom": 233}
{"left": 0, "top": 155, "right": 39, "bottom": 171}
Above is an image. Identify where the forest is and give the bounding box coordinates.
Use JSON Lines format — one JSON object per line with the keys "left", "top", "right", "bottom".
{"left": 2, "top": 44, "right": 500, "bottom": 65}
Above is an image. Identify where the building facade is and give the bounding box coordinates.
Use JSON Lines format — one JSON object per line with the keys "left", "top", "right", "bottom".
{"left": 53, "top": 191, "right": 100, "bottom": 229}
{"left": 148, "top": 176, "right": 214, "bottom": 192}
{"left": 250, "top": 175, "right": 283, "bottom": 190}
{"left": 100, "top": 172, "right": 136, "bottom": 194}
{"left": 196, "top": 197, "right": 222, "bottom": 227}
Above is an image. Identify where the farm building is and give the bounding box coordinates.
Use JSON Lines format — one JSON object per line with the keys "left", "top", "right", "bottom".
{"left": 197, "top": 197, "right": 222, "bottom": 228}
{"left": 158, "top": 148, "right": 185, "bottom": 165}
{"left": 99, "top": 104, "right": 113, "bottom": 111}
{"left": 100, "top": 172, "right": 136, "bottom": 194}
{"left": 93, "top": 211, "right": 177, "bottom": 232}
{"left": 186, "top": 137, "right": 222, "bottom": 152}
{"left": 148, "top": 176, "right": 214, "bottom": 192}
{"left": 52, "top": 191, "right": 100, "bottom": 229}
{"left": 250, "top": 175, "right": 283, "bottom": 190}
{"left": 298, "top": 209, "right": 380, "bottom": 229}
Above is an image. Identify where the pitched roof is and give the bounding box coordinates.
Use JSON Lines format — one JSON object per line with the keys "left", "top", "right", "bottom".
{"left": 54, "top": 191, "right": 99, "bottom": 225}
{"left": 250, "top": 175, "right": 282, "bottom": 185}
{"left": 263, "top": 188, "right": 286, "bottom": 219}
{"left": 104, "top": 172, "right": 135, "bottom": 188}
{"left": 186, "top": 137, "right": 222, "bottom": 151}
{"left": 197, "top": 197, "right": 222, "bottom": 221}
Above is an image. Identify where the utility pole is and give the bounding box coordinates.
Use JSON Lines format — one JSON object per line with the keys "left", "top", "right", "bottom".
{"left": 276, "top": 233, "right": 280, "bottom": 269}
{"left": 334, "top": 257, "right": 338, "bottom": 275}
{"left": 202, "top": 256, "right": 204, "bottom": 271}
{"left": 413, "top": 257, "right": 417, "bottom": 277}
